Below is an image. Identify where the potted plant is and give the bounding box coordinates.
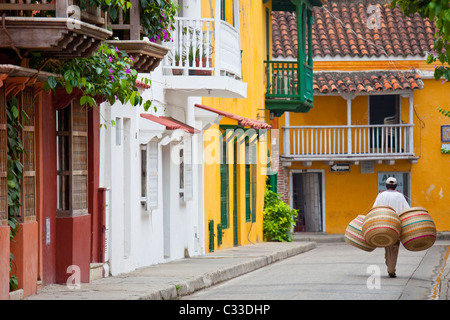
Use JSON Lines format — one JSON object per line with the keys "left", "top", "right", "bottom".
{"left": 195, "top": 47, "right": 213, "bottom": 76}
{"left": 186, "top": 42, "right": 213, "bottom": 76}
{"left": 169, "top": 50, "right": 184, "bottom": 75}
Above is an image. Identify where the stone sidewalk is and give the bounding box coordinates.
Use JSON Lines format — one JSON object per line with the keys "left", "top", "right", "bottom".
{"left": 26, "top": 240, "right": 317, "bottom": 300}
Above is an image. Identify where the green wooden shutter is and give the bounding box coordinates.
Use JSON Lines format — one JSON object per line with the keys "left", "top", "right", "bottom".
{"left": 220, "top": 133, "right": 228, "bottom": 227}
{"left": 245, "top": 138, "right": 251, "bottom": 222}
{"left": 208, "top": 219, "right": 215, "bottom": 252}
{"left": 251, "top": 163, "right": 257, "bottom": 222}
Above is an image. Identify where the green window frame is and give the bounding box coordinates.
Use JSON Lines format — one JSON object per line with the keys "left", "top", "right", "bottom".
{"left": 220, "top": 131, "right": 229, "bottom": 228}
{"left": 245, "top": 136, "right": 257, "bottom": 223}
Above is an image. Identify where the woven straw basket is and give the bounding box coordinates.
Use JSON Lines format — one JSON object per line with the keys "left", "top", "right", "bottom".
{"left": 362, "top": 206, "right": 401, "bottom": 247}
{"left": 399, "top": 207, "right": 436, "bottom": 251}
{"left": 345, "top": 215, "right": 376, "bottom": 252}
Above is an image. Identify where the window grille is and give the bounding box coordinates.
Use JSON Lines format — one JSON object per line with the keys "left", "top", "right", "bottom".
{"left": 56, "top": 100, "right": 88, "bottom": 217}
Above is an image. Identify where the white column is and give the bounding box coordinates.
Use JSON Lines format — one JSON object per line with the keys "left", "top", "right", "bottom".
{"left": 284, "top": 112, "right": 290, "bottom": 156}
{"left": 347, "top": 98, "right": 352, "bottom": 155}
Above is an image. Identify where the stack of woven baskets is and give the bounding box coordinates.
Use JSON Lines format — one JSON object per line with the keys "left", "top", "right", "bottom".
{"left": 345, "top": 206, "right": 437, "bottom": 252}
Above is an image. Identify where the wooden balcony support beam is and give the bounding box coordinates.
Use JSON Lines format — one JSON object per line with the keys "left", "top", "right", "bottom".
{"left": 0, "top": 17, "right": 112, "bottom": 58}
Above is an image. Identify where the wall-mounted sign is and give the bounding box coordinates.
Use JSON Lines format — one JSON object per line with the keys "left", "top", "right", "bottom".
{"left": 442, "top": 125, "right": 450, "bottom": 142}
{"left": 377, "top": 172, "right": 410, "bottom": 203}
{"left": 330, "top": 163, "right": 350, "bottom": 172}
{"left": 378, "top": 172, "right": 404, "bottom": 194}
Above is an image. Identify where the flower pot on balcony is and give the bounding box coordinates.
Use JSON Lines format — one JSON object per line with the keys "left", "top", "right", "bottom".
{"left": 172, "top": 62, "right": 184, "bottom": 75}
{"left": 194, "top": 57, "right": 212, "bottom": 76}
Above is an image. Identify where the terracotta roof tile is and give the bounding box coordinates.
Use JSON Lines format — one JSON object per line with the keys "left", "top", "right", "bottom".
{"left": 312, "top": 70, "right": 424, "bottom": 94}
{"left": 272, "top": 0, "right": 435, "bottom": 59}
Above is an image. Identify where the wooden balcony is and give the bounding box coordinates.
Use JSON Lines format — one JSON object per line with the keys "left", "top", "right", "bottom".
{"left": 0, "top": 0, "right": 112, "bottom": 58}
{"left": 281, "top": 124, "right": 419, "bottom": 165}
{"left": 264, "top": 60, "right": 313, "bottom": 115}
{"left": 104, "top": 0, "right": 169, "bottom": 73}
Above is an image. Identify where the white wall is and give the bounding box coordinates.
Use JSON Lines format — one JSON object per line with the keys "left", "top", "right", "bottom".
{"left": 99, "top": 66, "right": 206, "bottom": 276}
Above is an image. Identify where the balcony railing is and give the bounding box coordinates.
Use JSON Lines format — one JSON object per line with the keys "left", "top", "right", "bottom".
{"left": 0, "top": 0, "right": 106, "bottom": 26}
{"left": 264, "top": 60, "right": 313, "bottom": 114}
{"left": 265, "top": 61, "right": 299, "bottom": 98}
{"left": 282, "top": 124, "right": 415, "bottom": 159}
{"left": 0, "top": 0, "right": 112, "bottom": 57}
{"left": 162, "top": 17, "right": 241, "bottom": 79}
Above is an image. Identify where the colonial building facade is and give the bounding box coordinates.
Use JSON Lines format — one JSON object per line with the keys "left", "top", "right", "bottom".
{"left": 271, "top": 0, "right": 450, "bottom": 234}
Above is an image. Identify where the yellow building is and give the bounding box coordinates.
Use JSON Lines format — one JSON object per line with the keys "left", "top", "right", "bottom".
{"left": 197, "top": 0, "right": 326, "bottom": 250}
{"left": 199, "top": 0, "right": 273, "bottom": 250}
{"left": 271, "top": 1, "right": 450, "bottom": 234}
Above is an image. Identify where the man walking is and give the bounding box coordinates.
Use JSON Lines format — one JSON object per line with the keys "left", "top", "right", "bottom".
{"left": 373, "top": 177, "right": 410, "bottom": 278}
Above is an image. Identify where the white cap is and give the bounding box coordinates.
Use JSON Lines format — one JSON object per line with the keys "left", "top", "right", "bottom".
{"left": 386, "top": 177, "right": 397, "bottom": 185}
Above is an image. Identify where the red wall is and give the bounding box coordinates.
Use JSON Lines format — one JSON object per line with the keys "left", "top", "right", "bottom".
{"left": 10, "top": 221, "right": 38, "bottom": 297}
{"left": 56, "top": 214, "right": 92, "bottom": 284}
{"left": 40, "top": 92, "right": 57, "bottom": 285}
{"left": 88, "top": 108, "right": 102, "bottom": 263}
{"left": 0, "top": 225, "right": 9, "bottom": 300}
{"left": 36, "top": 92, "right": 101, "bottom": 288}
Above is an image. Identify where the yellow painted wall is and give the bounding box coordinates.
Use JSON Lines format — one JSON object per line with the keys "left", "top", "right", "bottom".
{"left": 282, "top": 77, "right": 450, "bottom": 234}
{"left": 409, "top": 79, "right": 450, "bottom": 231}
{"left": 201, "top": 0, "right": 271, "bottom": 250}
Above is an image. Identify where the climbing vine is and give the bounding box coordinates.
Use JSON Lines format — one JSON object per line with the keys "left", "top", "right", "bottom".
{"left": 31, "top": 43, "right": 151, "bottom": 118}
{"left": 78, "top": 0, "right": 179, "bottom": 42}
{"left": 6, "top": 96, "right": 24, "bottom": 291}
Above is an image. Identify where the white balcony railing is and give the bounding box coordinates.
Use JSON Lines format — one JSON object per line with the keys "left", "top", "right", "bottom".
{"left": 217, "top": 20, "right": 241, "bottom": 78}
{"left": 282, "top": 124, "right": 414, "bottom": 159}
{"left": 162, "top": 17, "right": 241, "bottom": 79}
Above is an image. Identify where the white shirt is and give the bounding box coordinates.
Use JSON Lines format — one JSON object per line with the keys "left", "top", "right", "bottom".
{"left": 373, "top": 190, "right": 410, "bottom": 215}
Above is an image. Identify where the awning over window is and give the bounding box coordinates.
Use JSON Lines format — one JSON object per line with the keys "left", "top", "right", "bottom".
{"left": 140, "top": 113, "right": 200, "bottom": 134}
{"left": 194, "top": 104, "right": 271, "bottom": 129}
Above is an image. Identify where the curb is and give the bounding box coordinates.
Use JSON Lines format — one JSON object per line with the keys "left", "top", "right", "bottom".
{"left": 142, "top": 242, "right": 316, "bottom": 300}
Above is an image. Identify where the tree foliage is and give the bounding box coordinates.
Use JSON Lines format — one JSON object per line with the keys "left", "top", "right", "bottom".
{"left": 392, "top": 0, "right": 450, "bottom": 118}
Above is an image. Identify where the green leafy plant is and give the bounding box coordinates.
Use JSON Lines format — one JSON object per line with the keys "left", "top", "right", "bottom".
{"left": 141, "top": 0, "right": 179, "bottom": 42}
{"left": 32, "top": 43, "right": 151, "bottom": 117}
{"left": 392, "top": 0, "right": 450, "bottom": 116}
{"left": 6, "top": 96, "right": 24, "bottom": 291}
{"left": 78, "top": 0, "right": 133, "bottom": 21}
{"left": 263, "top": 186, "right": 298, "bottom": 242}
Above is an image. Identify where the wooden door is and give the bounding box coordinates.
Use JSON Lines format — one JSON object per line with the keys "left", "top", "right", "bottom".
{"left": 292, "top": 172, "right": 323, "bottom": 232}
